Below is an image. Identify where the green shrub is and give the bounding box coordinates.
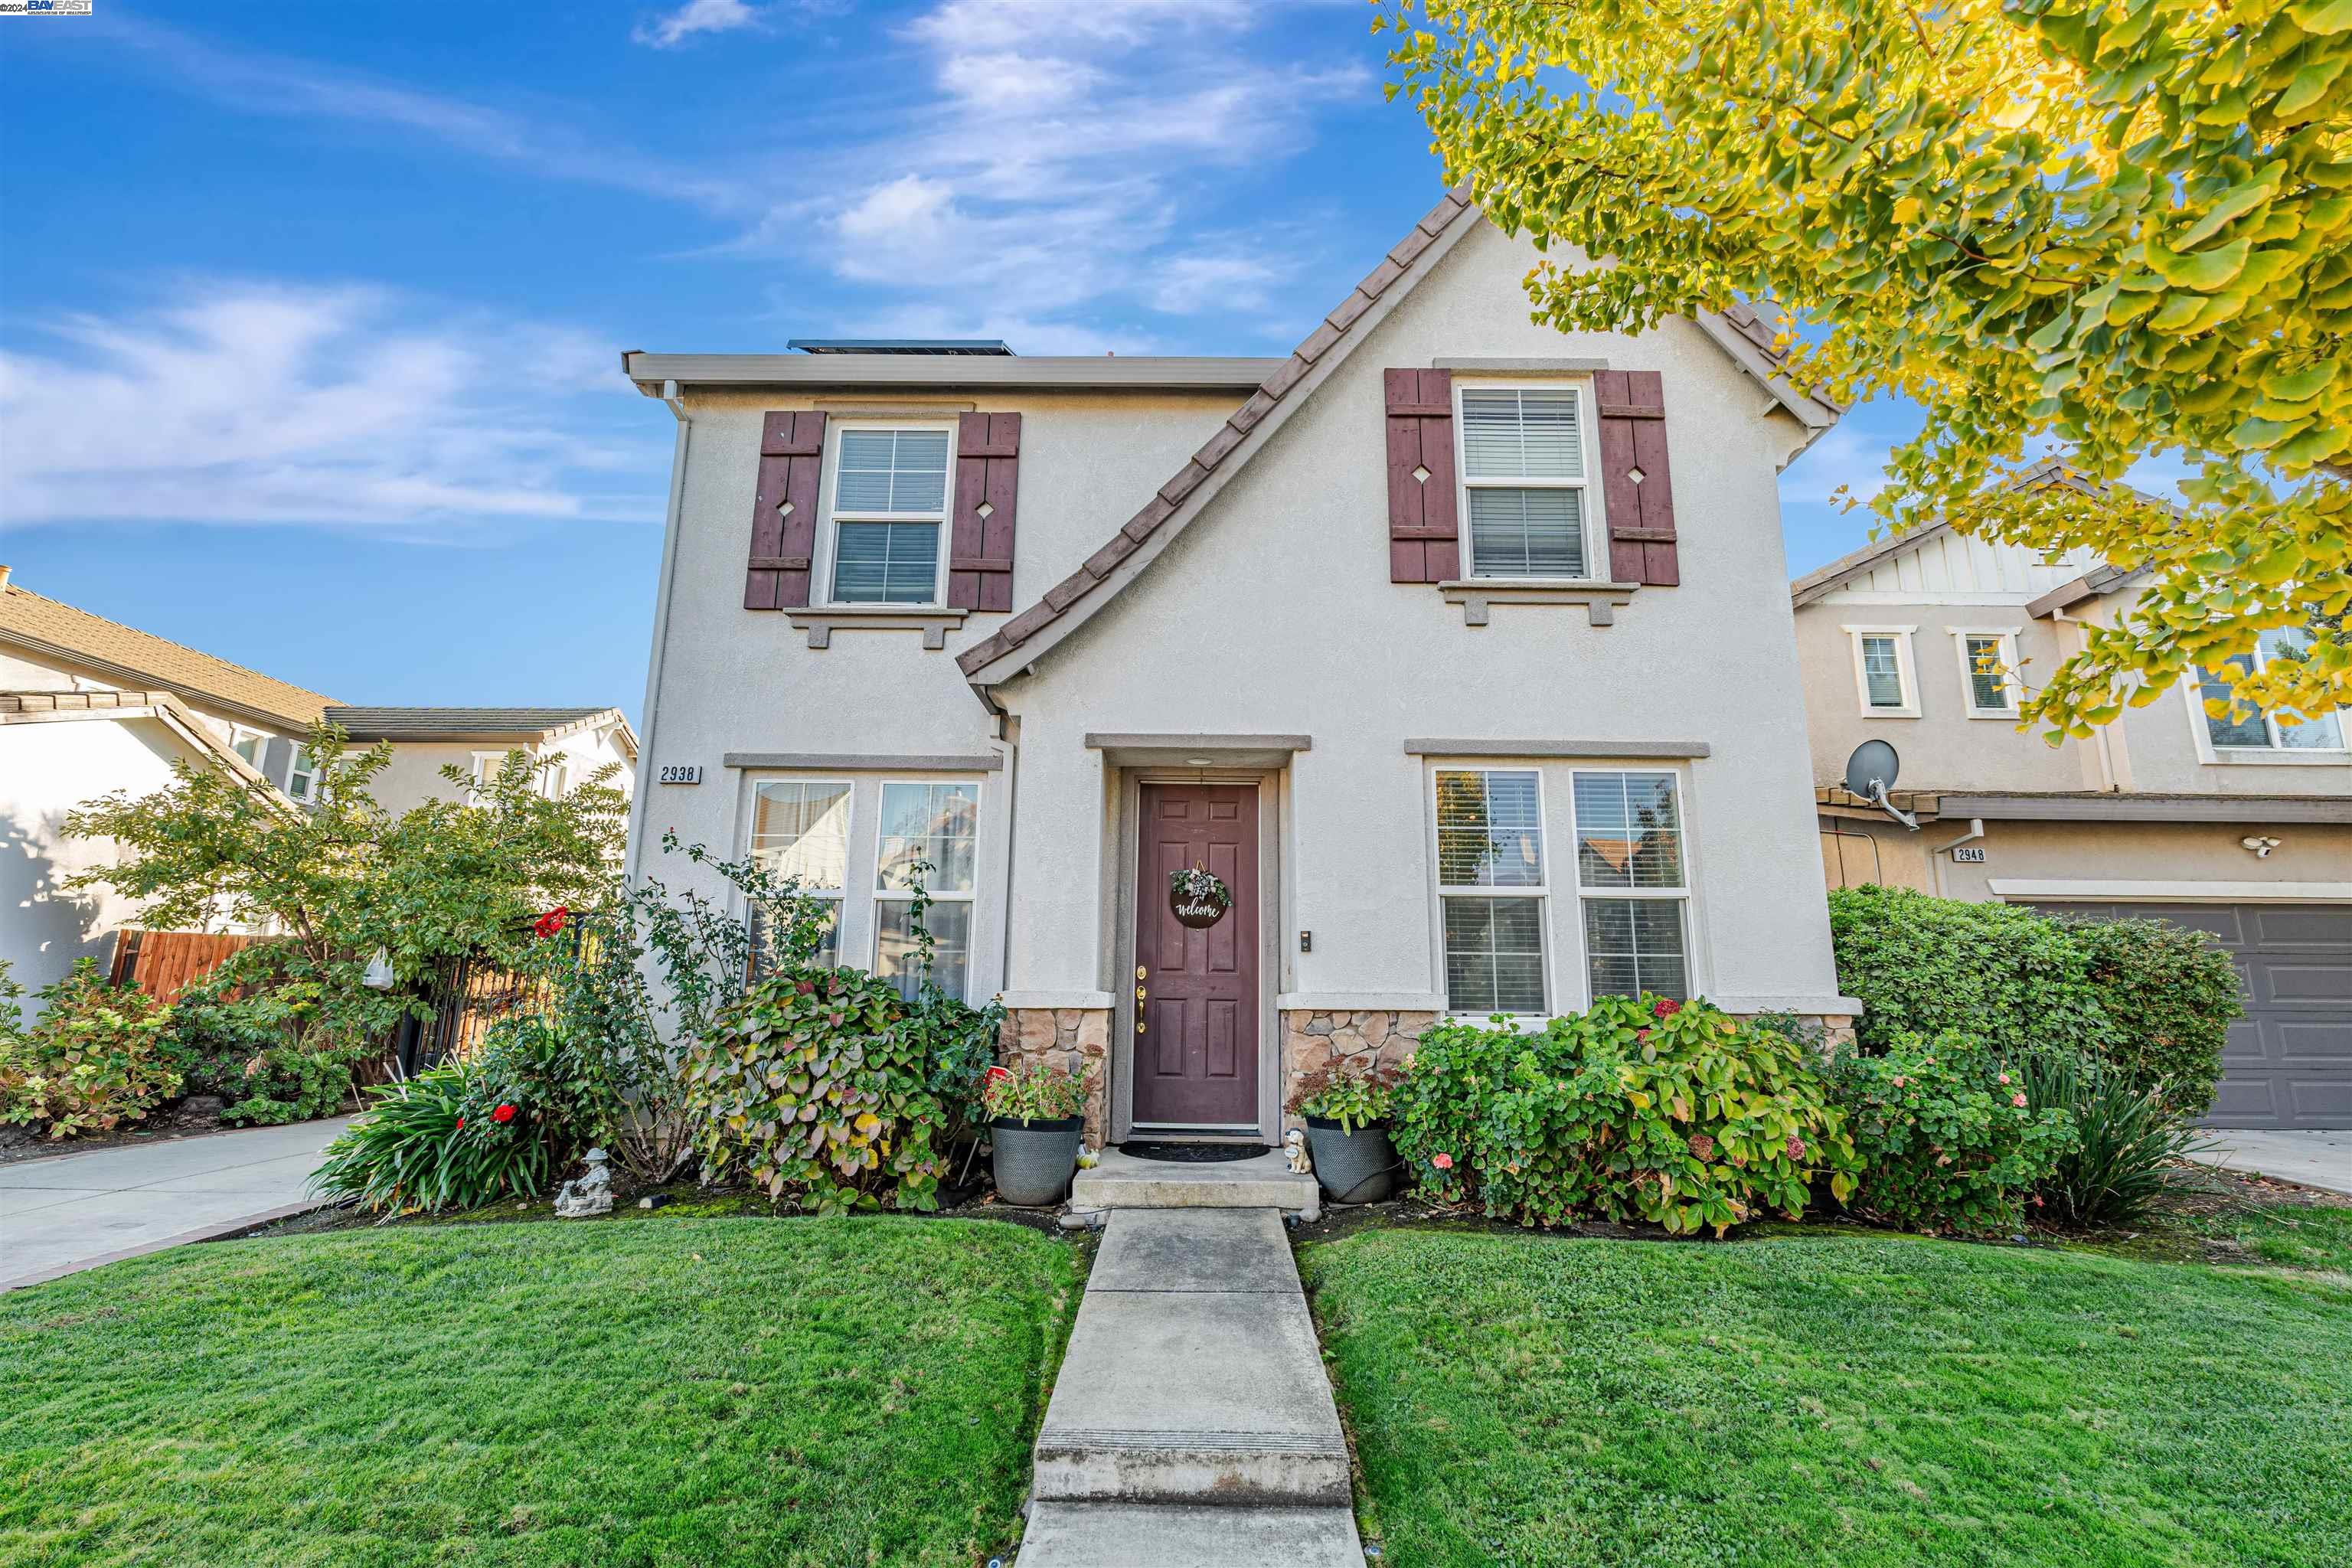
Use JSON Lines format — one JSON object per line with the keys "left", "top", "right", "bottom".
{"left": 982, "top": 1060, "right": 1093, "bottom": 1125}
{"left": 311, "top": 1062, "right": 552, "bottom": 1214}
{"left": 159, "top": 965, "right": 361, "bottom": 1125}
{"left": 2059, "top": 916, "right": 2241, "bottom": 1116}
{"left": 0, "top": 960, "right": 182, "bottom": 1138}
{"left": 1828, "top": 885, "right": 2112, "bottom": 1058}
{"left": 1823, "top": 1031, "right": 2076, "bottom": 1234}
{"left": 1287, "top": 1060, "right": 1398, "bottom": 1132}
{"left": 2020, "top": 1048, "right": 2213, "bottom": 1227}
{"left": 682, "top": 967, "right": 951, "bottom": 1215}
{"left": 1389, "top": 996, "right": 1860, "bottom": 1236}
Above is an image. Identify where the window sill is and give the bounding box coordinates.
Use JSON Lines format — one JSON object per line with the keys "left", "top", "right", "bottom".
{"left": 1859, "top": 707, "right": 1922, "bottom": 720}
{"left": 1439, "top": 578, "right": 1640, "bottom": 627}
{"left": 786, "top": 605, "right": 969, "bottom": 649}
{"left": 2203, "top": 748, "right": 2351, "bottom": 767}
{"left": 1965, "top": 710, "right": 2021, "bottom": 721}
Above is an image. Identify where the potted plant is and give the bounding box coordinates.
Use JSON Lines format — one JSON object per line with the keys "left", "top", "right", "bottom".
{"left": 983, "top": 1061, "right": 1093, "bottom": 1207}
{"left": 1288, "top": 1060, "right": 1400, "bottom": 1204}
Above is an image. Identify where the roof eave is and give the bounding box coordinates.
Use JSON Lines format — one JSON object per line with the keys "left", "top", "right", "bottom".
{"left": 622, "top": 354, "right": 1284, "bottom": 396}
{"left": 0, "top": 626, "right": 330, "bottom": 732}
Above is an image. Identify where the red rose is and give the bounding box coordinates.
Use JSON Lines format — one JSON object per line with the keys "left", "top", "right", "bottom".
{"left": 1652, "top": 997, "right": 1682, "bottom": 1019}
{"left": 1432, "top": 1152, "right": 1454, "bottom": 1171}
{"left": 534, "top": 906, "right": 569, "bottom": 939}
{"left": 492, "top": 1103, "right": 517, "bottom": 1124}
{"left": 454, "top": 1116, "right": 465, "bottom": 1131}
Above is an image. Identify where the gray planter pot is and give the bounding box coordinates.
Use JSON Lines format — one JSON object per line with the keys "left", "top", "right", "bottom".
{"left": 1304, "top": 1116, "right": 1396, "bottom": 1204}
{"left": 991, "top": 1116, "right": 1081, "bottom": 1207}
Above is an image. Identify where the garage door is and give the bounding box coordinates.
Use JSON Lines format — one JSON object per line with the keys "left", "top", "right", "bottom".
{"left": 2029, "top": 902, "right": 2352, "bottom": 1131}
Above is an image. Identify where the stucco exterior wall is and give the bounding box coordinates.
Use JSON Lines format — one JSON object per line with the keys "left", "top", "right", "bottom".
{"left": 1, "top": 716, "right": 198, "bottom": 1004}
{"left": 1820, "top": 814, "right": 2352, "bottom": 901}
{"left": 364, "top": 730, "right": 636, "bottom": 817}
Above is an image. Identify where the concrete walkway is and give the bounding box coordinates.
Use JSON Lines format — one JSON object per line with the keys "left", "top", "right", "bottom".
{"left": 2194, "top": 1129, "right": 2352, "bottom": 1198}
{"left": 0, "top": 1116, "right": 353, "bottom": 1292}
{"left": 1019, "top": 1208, "right": 1361, "bottom": 1566}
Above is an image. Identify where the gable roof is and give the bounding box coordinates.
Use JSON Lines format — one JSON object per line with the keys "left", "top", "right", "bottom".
{"left": 1789, "top": 457, "right": 2158, "bottom": 610}
{"left": 1, "top": 688, "right": 294, "bottom": 806}
{"left": 956, "top": 192, "right": 1843, "bottom": 690}
{"left": 0, "top": 570, "right": 339, "bottom": 730}
{"left": 325, "top": 705, "right": 637, "bottom": 755}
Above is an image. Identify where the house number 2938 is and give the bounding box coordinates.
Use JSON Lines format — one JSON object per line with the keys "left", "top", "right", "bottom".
{"left": 658, "top": 764, "right": 704, "bottom": 786}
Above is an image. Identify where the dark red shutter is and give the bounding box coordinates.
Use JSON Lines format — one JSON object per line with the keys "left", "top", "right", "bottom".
{"left": 1595, "top": 371, "right": 1678, "bottom": 586}
{"left": 949, "top": 413, "right": 1021, "bottom": 612}
{"left": 746, "top": 411, "right": 826, "bottom": 609}
{"left": 1385, "top": 368, "right": 1458, "bottom": 583}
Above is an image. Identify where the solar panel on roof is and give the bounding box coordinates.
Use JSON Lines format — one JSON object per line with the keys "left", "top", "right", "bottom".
{"left": 785, "top": 339, "right": 1014, "bottom": 356}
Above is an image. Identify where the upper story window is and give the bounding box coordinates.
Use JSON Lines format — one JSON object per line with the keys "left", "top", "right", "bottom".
{"left": 749, "top": 779, "right": 851, "bottom": 968}
{"left": 1457, "top": 386, "right": 1592, "bottom": 580}
{"left": 2197, "top": 629, "right": 2346, "bottom": 753}
{"left": 230, "top": 725, "right": 268, "bottom": 768}
{"left": 1955, "top": 630, "right": 2020, "bottom": 718}
{"left": 1433, "top": 768, "right": 1549, "bottom": 1016}
{"left": 822, "top": 426, "right": 953, "bottom": 606}
{"left": 1844, "top": 626, "right": 1919, "bottom": 717}
{"left": 285, "top": 745, "right": 318, "bottom": 802}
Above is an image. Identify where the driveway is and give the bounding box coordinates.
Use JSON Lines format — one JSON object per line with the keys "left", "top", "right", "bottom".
{"left": 2194, "top": 1129, "right": 2352, "bottom": 1199}
{"left": 0, "top": 1116, "right": 354, "bottom": 1292}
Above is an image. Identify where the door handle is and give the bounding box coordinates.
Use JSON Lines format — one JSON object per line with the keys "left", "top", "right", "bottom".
{"left": 1135, "top": 986, "right": 1147, "bottom": 1002}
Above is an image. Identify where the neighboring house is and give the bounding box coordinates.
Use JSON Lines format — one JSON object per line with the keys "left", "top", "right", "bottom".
{"left": 623, "top": 188, "right": 1859, "bottom": 1147}
{"left": 1791, "top": 462, "right": 2352, "bottom": 1129}
{"left": 325, "top": 707, "right": 638, "bottom": 815}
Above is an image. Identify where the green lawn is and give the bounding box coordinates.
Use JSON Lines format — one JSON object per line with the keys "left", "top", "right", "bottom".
{"left": 0, "top": 1217, "right": 1077, "bottom": 1568}
{"left": 1302, "top": 1225, "right": 2350, "bottom": 1568}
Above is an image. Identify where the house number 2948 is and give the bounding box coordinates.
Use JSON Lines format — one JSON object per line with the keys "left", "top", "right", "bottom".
{"left": 658, "top": 764, "right": 704, "bottom": 786}
{"left": 1950, "top": 845, "right": 1987, "bottom": 864}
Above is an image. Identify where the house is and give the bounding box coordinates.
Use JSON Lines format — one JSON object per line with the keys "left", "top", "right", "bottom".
{"left": 1790, "top": 465, "right": 2352, "bottom": 1129}
{"left": 622, "top": 188, "right": 1860, "bottom": 1147}
{"left": 1, "top": 569, "right": 638, "bottom": 1000}
{"left": 323, "top": 707, "right": 638, "bottom": 815}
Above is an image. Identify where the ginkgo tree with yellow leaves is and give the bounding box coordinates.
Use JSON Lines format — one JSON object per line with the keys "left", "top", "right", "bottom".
{"left": 1380, "top": 0, "right": 2350, "bottom": 743}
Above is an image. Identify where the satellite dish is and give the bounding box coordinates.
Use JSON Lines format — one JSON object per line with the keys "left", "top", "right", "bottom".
{"left": 1843, "top": 740, "right": 1919, "bottom": 831}
{"left": 1843, "top": 740, "right": 1900, "bottom": 801}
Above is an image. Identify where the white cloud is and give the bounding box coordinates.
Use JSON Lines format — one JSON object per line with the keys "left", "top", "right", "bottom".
{"left": 633, "top": 0, "right": 763, "bottom": 49}
{"left": 0, "top": 284, "right": 663, "bottom": 535}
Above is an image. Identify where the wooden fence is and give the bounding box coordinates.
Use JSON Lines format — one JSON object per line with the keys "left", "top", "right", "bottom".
{"left": 109, "top": 930, "right": 263, "bottom": 1001}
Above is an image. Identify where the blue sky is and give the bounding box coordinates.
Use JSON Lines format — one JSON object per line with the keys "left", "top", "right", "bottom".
{"left": 0, "top": 1, "right": 1915, "bottom": 724}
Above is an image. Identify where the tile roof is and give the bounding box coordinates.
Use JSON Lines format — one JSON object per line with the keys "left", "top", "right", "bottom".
{"left": 0, "top": 574, "right": 338, "bottom": 729}
{"left": 323, "top": 706, "right": 631, "bottom": 746}
{"left": 956, "top": 189, "right": 1845, "bottom": 687}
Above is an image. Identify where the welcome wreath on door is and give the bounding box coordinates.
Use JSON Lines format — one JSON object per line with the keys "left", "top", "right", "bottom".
{"left": 1168, "top": 865, "right": 1232, "bottom": 929}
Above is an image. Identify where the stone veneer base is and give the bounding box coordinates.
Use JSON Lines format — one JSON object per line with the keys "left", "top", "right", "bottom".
{"left": 1000, "top": 1008, "right": 1111, "bottom": 1149}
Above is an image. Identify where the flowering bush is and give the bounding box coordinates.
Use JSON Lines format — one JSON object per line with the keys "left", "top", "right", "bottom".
{"left": 1286, "top": 1060, "right": 1397, "bottom": 1133}
{"left": 0, "top": 960, "right": 182, "bottom": 1138}
{"left": 312, "top": 1062, "right": 553, "bottom": 1214}
{"left": 1388, "top": 995, "right": 1859, "bottom": 1236}
{"left": 982, "top": 1060, "right": 1093, "bottom": 1125}
{"left": 1821, "top": 1031, "right": 2077, "bottom": 1234}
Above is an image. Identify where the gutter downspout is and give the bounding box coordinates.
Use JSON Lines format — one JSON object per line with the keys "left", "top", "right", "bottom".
{"left": 626, "top": 381, "right": 692, "bottom": 884}
{"left": 1930, "top": 818, "right": 1986, "bottom": 899}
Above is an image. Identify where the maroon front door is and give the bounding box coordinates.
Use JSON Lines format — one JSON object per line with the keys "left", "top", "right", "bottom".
{"left": 1132, "top": 783, "right": 1259, "bottom": 1129}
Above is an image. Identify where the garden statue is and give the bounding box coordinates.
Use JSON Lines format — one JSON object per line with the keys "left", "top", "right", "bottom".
{"left": 1283, "top": 1127, "right": 1312, "bottom": 1177}
{"left": 554, "top": 1147, "right": 613, "bottom": 1218}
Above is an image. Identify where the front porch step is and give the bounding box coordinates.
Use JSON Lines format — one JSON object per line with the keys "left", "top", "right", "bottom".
{"left": 1016, "top": 1501, "right": 1364, "bottom": 1566}
{"left": 1031, "top": 1212, "right": 1351, "bottom": 1506}
{"left": 1070, "top": 1148, "right": 1320, "bottom": 1215}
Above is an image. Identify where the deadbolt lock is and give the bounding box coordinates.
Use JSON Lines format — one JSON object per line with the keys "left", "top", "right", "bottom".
{"left": 1135, "top": 965, "right": 1147, "bottom": 980}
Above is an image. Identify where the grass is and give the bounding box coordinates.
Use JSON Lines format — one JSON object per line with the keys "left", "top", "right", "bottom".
{"left": 1302, "top": 1223, "right": 2351, "bottom": 1568}
{"left": 0, "top": 1217, "right": 1078, "bottom": 1567}
{"left": 2178, "top": 1203, "right": 2352, "bottom": 1278}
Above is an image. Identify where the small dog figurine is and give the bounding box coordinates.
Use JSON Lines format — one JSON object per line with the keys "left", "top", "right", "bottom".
{"left": 1283, "top": 1127, "right": 1313, "bottom": 1176}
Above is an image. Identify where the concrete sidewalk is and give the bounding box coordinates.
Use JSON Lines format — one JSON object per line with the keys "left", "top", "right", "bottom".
{"left": 0, "top": 1116, "right": 353, "bottom": 1292}
{"left": 1018, "top": 1208, "right": 1361, "bottom": 1566}
{"left": 2194, "top": 1129, "right": 2352, "bottom": 1199}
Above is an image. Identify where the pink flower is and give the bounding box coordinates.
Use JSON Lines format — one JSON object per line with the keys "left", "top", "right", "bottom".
{"left": 1432, "top": 1152, "right": 1454, "bottom": 1171}
{"left": 1651, "top": 997, "right": 1681, "bottom": 1019}
{"left": 1998, "top": 1073, "right": 2011, "bottom": 1085}
{"left": 2011, "top": 1092, "right": 2028, "bottom": 1108}
{"left": 1891, "top": 1075, "right": 1906, "bottom": 1088}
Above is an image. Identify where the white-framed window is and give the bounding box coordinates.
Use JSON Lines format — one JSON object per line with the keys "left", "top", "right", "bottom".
{"left": 2192, "top": 628, "right": 2347, "bottom": 755}
{"left": 285, "top": 745, "right": 318, "bottom": 802}
{"left": 873, "top": 780, "right": 980, "bottom": 1001}
{"left": 819, "top": 423, "right": 955, "bottom": 607}
{"left": 1844, "top": 625, "right": 1920, "bottom": 717}
{"left": 542, "top": 760, "right": 572, "bottom": 799}
{"left": 1570, "top": 770, "right": 1691, "bottom": 1003}
{"left": 748, "top": 779, "right": 852, "bottom": 969}
{"left": 1454, "top": 383, "right": 1597, "bottom": 580}
{"left": 1952, "top": 629, "right": 2022, "bottom": 718}
{"left": 1432, "top": 769, "right": 1550, "bottom": 1015}
{"left": 229, "top": 725, "right": 268, "bottom": 768}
